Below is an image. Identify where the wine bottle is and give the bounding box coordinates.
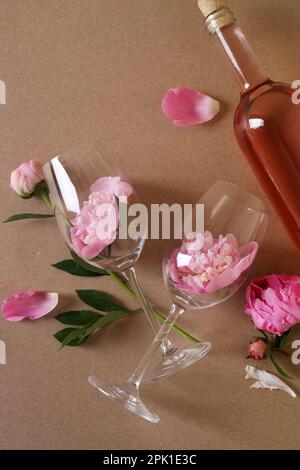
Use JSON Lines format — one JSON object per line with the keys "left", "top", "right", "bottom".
{"left": 197, "top": 0, "right": 300, "bottom": 252}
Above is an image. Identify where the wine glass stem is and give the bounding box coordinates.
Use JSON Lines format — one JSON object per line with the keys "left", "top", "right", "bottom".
{"left": 128, "top": 303, "right": 185, "bottom": 388}
{"left": 123, "top": 266, "right": 173, "bottom": 354}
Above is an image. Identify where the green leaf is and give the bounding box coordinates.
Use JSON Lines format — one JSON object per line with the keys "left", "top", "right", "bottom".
{"left": 84, "top": 310, "right": 133, "bottom": 334}
{"left": 278, "top": 329, "right": 291, "bottom": 348}
{"left": 54, "top": 327, "right": 91, "bottom": 347}
{"left": 76, "top": 289, "right": 129, "bottom": 313}
{"left": 69, "top": 249, "right": 108, "bottom": 275}
{"left": 257, "top": 329, "right": 269, "bottom": 340}
{"left": 270, "top": 355, "right": 291, "bottom": 378}
{"left": 52, "top": 260, "right": 107, "bottom": 277}
{"left": 55, "top": 310, "right": 104, "bottom": 326}
{"left": 55, "top": 310, "right": 137, "bottom": 348}
{"left": 60, "top": 325, "right": 93, "bottom": 348}
{"left": 70, "top": 248, "right": 135, "bottom": 297}
{"left": 3, "top": 213, "right": 55, "bottom": 223}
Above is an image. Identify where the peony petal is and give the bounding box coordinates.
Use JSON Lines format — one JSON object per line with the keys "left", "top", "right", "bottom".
{"left": 10, "top": 169, "right": 25, "bottom": 195}
{"left": 162, "top": 87, "right": 220, "bottom": 126}
{"left": 90, "top": 176, "right": 133, "bottom": 198}
{"left": 114, "top": 181, "right": 133, "bottom": 198}
{"left": 81, "top": 242, "right": 110, "bottom": 260}
{"left": 71, "top": 190, "right": 118, "bottom": 259}
{"left": 265, "top": 274, "right": 283, "bottom": 292}
{"left": 247, "top": 297, "right": 297, "bottom": 336}
{"left": 30, "top": 160, "right": 44, "bottom": 180}
{"left": 166, "top": 233, "right": 258, "bottom": 296}
{"left": 90, "top": 176, "right": 121, "bottom": 193}
{"left": 1, "top": 291, "right": 59, "bottom": 321}
{"left": 205, "top": 241, "right": 258, "bottom": 293}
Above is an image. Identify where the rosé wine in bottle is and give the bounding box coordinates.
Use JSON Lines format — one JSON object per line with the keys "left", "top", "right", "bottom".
{"left": 197, "top": 0, "right": 300, "bottom": 252}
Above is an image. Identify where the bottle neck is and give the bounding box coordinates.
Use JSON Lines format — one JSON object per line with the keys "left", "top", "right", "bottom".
{"left": 213, "top": 22, "right": 269, "bottom": 94}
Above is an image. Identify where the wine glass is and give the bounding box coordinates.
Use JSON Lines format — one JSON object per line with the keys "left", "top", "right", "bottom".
{"left": 42, "top": 142, "right": 210, "bottom": 382}
{"left": 89, "top": 181, "right": 268, "bottom": 423}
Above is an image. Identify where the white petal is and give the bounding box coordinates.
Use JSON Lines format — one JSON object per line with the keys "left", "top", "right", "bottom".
{"left": 245, "top": 365, "right": 296, "bottom": 398}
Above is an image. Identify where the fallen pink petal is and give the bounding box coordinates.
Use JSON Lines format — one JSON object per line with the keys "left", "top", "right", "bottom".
{"left": 162, "top": 87, "right": 220, "bottom": 126}
{"left": 1, "top": 291, "right": 59, "bottom": 321}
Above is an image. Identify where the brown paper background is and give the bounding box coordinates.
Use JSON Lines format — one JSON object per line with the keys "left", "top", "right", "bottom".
{"left": 0, "top": 0, "right": 300, "bottom": 450}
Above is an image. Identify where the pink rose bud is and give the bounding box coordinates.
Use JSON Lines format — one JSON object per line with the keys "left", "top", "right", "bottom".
{"left": 248, "top": 339, "right": 267, "bottom": 360}
{"left": 10, "top": 160, "right": 44, "bottom": 198}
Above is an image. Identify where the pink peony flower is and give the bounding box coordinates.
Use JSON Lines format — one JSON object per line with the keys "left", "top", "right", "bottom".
{"left": 162, "top": 87, "right": 220, "bottom": 126}
{"left": 166, "top": 231, "right": 258, "bottom": 295}
{"left": 248, "top": 339, "right": 267, "bottom": 360}
{"left": 245, "top": 274, "right": 300, "bottom": 336}
{"left": 1, "top": 291, "right": 58, "bottom": 321}
{"left": 71, "top": 191, "right": 119, "bottom": 260}
{"left": 90, "top": 176, "right": 133, "bottom": 199}
{"left": 71, "top": 176, "right": 133, "bottom": 260}
{"left": 10, "top": 160, "right": 44, "bottom": 198}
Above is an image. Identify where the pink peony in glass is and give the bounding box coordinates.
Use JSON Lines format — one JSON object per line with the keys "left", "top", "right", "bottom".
{"left": 166, "top": 231, "right": 258, "bottom": 295}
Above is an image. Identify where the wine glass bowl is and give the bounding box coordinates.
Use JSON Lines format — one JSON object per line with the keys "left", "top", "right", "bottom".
{"left": 163, "top": 181, "right": 268, "bottom": 310}
{"left": 163, "top": 270, "right": 247, "bottom": 310}
{"left": 43, "top": 144, "right": 145, "bottom": 272}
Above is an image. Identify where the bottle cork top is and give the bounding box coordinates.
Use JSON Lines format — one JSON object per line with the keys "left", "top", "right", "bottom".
{"left": 197, "top": 0, "right": 225, "bottom": 18}
{"left": 197, "top": 0, "right": 234, "bottom": 35}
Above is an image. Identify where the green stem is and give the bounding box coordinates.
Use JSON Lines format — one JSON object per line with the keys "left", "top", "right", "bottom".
{"left": 154, "top": 309, "right": 200, "bottom": 344}
{"left": 270, "top": 354, "right": 291, "bottom": 378}
{"left": 107, "top": 271, "right": 200, "bottom": 344}
{"left": 107, "top": 270, "right": 137, "bottom": 299}
{"left": 40, "top": 191, "right": 53, "bottom": 210}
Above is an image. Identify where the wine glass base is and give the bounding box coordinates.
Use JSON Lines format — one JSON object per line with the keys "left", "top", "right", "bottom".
{"left": 141, "top": 342, "right": 211, "bottom": 384}
{"left": 88, "top": 376, "right": 160, "bottom": 423}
